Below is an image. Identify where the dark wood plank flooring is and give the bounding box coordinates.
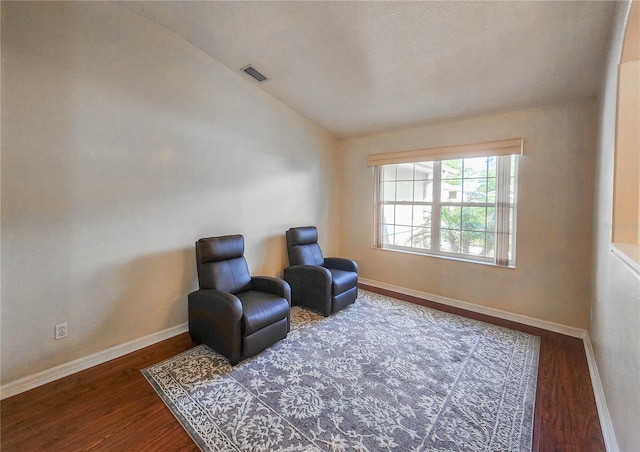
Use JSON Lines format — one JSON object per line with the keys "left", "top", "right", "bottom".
{"left": 1, "top": 285, "right": 605, "bottom": 451}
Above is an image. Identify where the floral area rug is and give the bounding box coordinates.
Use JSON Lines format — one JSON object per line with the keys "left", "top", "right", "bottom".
{"left": 142, "top": 290, "right": 539, "bottom": 451}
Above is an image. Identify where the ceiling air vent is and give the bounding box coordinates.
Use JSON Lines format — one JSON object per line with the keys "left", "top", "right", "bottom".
{"left": 241, "top": 65, "right": 268, "bottom": 83}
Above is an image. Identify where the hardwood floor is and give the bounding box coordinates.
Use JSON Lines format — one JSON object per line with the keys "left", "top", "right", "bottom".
{"left": 1, "top": 285, "right": 605, "bottom": 451}
{"left": 1, "top": 333, "right": 199, "bottom": 451}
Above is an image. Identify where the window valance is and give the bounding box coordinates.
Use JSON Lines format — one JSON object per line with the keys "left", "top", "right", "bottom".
{"left": 367, "top": 138, "right": 524, "bottom": 166}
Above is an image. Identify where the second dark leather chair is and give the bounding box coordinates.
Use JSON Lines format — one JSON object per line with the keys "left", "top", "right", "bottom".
{"left": 283, "top": 226, "right": 358, "bottom": 316}
{"left": 188, "top": 235, "right": 291, "bottom": 365}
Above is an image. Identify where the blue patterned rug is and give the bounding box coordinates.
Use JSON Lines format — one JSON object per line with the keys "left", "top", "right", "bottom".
{"left": 143, "top": 290, "right": 539, "bottom": 451}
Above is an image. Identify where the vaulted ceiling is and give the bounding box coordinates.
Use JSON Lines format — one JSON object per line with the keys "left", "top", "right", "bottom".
{"left": 117, "top": 1, "right": 618, "bottom": 139}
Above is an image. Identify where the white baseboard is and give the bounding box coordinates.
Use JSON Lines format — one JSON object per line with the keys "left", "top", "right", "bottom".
{"left": 359, "top": 278, "right": 587, "bottom": 338}
{"left": 0, "top": 322, "right": 189, "bottom": 400}
{"left": 583, "top": 334, "right": 619, "bottom": 452}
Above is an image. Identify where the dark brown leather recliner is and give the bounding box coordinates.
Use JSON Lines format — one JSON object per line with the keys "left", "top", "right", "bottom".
{"left": 283, "top": 226, "right": 358, "bottom": 316}
{"left": 188, "top": 234, "right": 291, "bottom": 365}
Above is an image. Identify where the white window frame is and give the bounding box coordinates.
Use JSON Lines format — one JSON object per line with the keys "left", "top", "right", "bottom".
{"left": 370, "top": 139, "right": 521, "bottom": 268}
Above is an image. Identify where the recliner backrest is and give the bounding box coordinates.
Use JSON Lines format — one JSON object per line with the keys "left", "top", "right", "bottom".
{"left": 286, "top": 226, "right": 324, "bottom": 266}
{"left": 196, "top": 235, "right": 252, "bottom": 294}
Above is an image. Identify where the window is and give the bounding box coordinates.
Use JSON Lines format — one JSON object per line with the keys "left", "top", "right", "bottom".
{"left": 370, "top": 139, "right": 521, "bottom": 267}
{"left": 612, "top": 0, "right": 639, "bottom": 268}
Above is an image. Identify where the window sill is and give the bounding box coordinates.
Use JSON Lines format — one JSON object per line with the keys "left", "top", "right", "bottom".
{"left": 610, "top": 243, "right": 640, "bottom": 276}
{"left": 371, "top": 245, "right": 515, "bottom": 269}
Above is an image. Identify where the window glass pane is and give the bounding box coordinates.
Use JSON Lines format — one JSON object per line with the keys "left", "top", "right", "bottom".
{"left": 440, "top": 229, "right": 461, "bottom": 253}
{"left": 414, "top": 180, "right": 433, "bottom": 202}
{"left": 462, "top": 178, "right": 487, "bottom": 203}
{"left": 487, "top": 178, "right": 496, "bottom": 203}
{"left": 486, "top": 232, "right": 495, "bottom": 258}
{"left": 382, "top": 182, "right": 396, "bottom": 201}
{"left": 488, "top": 157, "right": 497, "bottom": 177}
{"left": 462, "top": 207, "right": 487, "bottom": 231}
{"left": 442, "top": 159, "right": 462, "bottom": 179}
{"left": 413, "top": 205, "right": 431, "bottom": 227}
{"left": 396, "top": 163, "right": 414, "bottom": 180}
{"left": 396, "top": 181, "right": 413, "bottom": 201}
{"left": 395, "top": 204, "right": 413, "bottom": 226}
{"left": 509, "top": 209, "right": 515, "bottom": 258}
{"left": 382, "top": 165, "right": 396, "bottom": 181}
{"left": 463, "top": 157, "right": 488, "bottom": 178}
{"left": 509, "top": 156, "right": 517, "bottom": 203}
{"left": 394, "top": 225, "right": 412, "bottom": 247}
{"left": 462, "top": 230, "right": 486, "bottom": 256}
{"left": 414, "top": 162, "right": 434, "bottom": 180}
{"left": 382, "top": 224, "right": 394, "bottom": 245}
{"left": 411, "top": 227, "right": 431, "bottom": 249}
{"left": 441, "top": 206, "right": 461, "bottom": 229}
{"left": 510, "top": 175, "right": 516, "bottom": 204}
{"left": 441, "top": 179, "right": 461, "bottom": 202}
{"left": 382, "top": 204, "right": 395, "bottom": 224}
{"left": 487, "top": 207, "right": 495, "bottom": 230}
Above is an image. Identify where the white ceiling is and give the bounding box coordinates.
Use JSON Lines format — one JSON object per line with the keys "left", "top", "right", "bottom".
{"left": 117, "top": 1, "right": 618, "bottom": 139}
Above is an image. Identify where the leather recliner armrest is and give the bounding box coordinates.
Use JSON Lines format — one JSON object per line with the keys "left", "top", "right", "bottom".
{"left": 188, "top": 289, "right": 243, "bottom": 319}
{"left": 188, "top": 289, "right": 243, "bottom": 363}
{"left": 323, "top": 257, "right": 359, "bottom": 274}
{"left": 283, "top": 264, "right": 333, "bottom": 315}
{"left": 251, "top": 276, "right": 292, "bottom": 303}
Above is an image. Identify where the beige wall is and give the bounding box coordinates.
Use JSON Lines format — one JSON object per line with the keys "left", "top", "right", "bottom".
{"left": 340, "top": 98, "right": 597, "bottom": 329}
{"left": 591, "top": 1, "right": 640, "bottom": 450}
{"left": 0, "top": 2, "right": 340, "bottom": 384}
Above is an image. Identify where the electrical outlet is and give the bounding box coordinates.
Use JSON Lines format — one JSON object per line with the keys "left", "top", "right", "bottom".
{"left": 55, "top": 322, "right": 68, "bottom": 340}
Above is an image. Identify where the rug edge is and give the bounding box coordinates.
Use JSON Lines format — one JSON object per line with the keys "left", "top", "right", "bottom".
{"left": 140, "top": 367, "right": 209, "bottom": 452}
{"left": 522, "top": 335, "right": 541, "bottom": 452}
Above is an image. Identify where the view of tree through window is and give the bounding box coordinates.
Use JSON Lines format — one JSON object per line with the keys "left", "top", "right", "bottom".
{"left": 377, "top": 155, "right": 517, "bottom": 266}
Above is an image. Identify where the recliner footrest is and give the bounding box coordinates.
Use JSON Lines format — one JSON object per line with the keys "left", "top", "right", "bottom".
{"left": 243, "top": 317, "right": 288, "bottom": 359}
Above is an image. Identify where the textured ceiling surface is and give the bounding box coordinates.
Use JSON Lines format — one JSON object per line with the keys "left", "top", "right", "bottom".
{"left": 117, "top": 1, "right": 618, "bottom": 139}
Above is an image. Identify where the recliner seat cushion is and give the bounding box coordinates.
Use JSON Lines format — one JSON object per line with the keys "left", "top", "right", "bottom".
{"left": 236, "top": 290, "right": 290, "bottom": 335}
{"left": 328, "top": 268, "right": 358, "bottom": 294}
